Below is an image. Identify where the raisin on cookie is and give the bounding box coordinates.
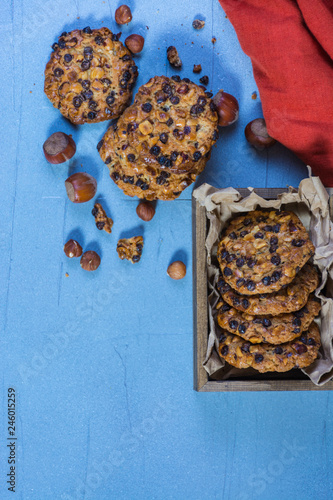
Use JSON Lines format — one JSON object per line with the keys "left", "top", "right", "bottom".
{"left": 217, "top": 294, "right": 321, "bottom": 344}
{"left": 217, "top": 210, "right": 315, "bottom": 295}
{"left": 98, "top": 75, "right": 219, "bottom": 200}
{"left": 217, "top": 264, "right": 319, "bottom": 315}
{"left": 218, "top": 322, "right": 321, "bottom": 373}
{"left": 117, "top": 236, "right": 143, "bottom": 263}
{"left": 44, "top": 27, "right": 138, "bottom": 124}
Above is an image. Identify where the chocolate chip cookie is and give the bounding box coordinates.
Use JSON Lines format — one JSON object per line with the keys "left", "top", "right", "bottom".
{"left": 218, "top": 322, "right": 321, "bottom": 373}
{"left": 217, "top": 294, "right": 321, "bottom": 344}
{"left": 44, "top": 27, "right": 138, "bottom": 124}
{"left": 117, "top": 236, "right": 143, "bottom": 263}
{"left": 98, "top": 75, "right": 219, "bottom": 200}
{"left": 217, "top": 210, "right": 315, "bottom": 295}
{"left": 217, "top": 264, "right": 319, "bottom": 315}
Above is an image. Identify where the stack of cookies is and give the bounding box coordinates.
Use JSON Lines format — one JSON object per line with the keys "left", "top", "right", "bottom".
{"left": 98, "top": 75, "right": 219, "bottom": 201}
{"left": 215, "top": 209, "right": 321, "bottom": 373}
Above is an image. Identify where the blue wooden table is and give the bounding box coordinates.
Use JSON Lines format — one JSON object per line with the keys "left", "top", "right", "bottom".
{"left": 1, "top": 1, "right": 331, "bottom": 499}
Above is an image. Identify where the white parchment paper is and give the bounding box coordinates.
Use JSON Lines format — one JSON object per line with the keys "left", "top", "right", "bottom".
{"left": 193, "top": 175, "right": 333, "bottom": 386}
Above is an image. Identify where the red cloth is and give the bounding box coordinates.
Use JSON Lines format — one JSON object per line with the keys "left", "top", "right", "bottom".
{"left": 219, "top": 0, "right": 333, "bottom": 186}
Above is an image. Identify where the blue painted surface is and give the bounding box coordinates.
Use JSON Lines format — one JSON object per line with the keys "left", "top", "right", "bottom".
{"left": 0, "top": 1, "right": 331, "bottom": 500}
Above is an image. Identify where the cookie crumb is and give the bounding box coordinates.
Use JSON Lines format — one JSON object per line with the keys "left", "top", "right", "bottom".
{"left": 117, "top": 236, "right": 144, "bottom": 263}
{"left": 92, "top": 203, "right": 113, "bottom": 233}
{"left": 167, "top": 46, "right": 182, "bottom": 68}
{"left": 199, "top": 75, "right": 209, "bottom": 85}
{"left": 211, "top": 37, "right": 217, "bottom": 44}
{"left": 65, "top": 272, "right": 69, "bottom": 277}
{"left": 252, "top": 91, "right": 257, "bottom": 100}
{"left": 193, "top": 64, "right": 202, "bottom": 73}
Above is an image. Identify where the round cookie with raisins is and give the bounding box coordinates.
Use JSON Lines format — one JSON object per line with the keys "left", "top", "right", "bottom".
{"left": 98, "top": 124, "right": 208, "bottom": 200}
{"left": 217, "top": 263, "right": 319, "bottom": 315}
{"left": 218, "top": 322, "right": 321, "bottom": 373}
{"left": 44, "top": 27, "right": 138, "bottom": 124}
{"left": 98, "top": 75, "right": 218, "bottom": 200}
{"left": 216, "top": 294, "right": 321, "bottom": 344}
{"left": 217, "top": 210, "right": 315, "bottom": 295}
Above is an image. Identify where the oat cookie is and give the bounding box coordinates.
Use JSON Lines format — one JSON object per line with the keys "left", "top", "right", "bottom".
{"left": 44, "top": 27, "right": 138, "bottom": 124}
{"left": 98, "top": 75, "right": 219, "bottom": 200}
{"left": 92, "top": 203, "right": 113, "bottom": 233}
{"left": 116, "top": 236, "right": 143, "bottom": 263}
{"left": 217, "top": 264, "right": 319, "bottom": 315}
{"left": 217, "top": 209, "right": 315, "bottom": 295}
{"left": 218, "top": 322, "right": 321, "bottom": 373}
{"left": 217, "top": 294, "right": 321, "bottom": 344}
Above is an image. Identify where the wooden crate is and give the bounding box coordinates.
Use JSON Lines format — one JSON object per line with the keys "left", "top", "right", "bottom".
{"left": 193, "top": 188, "right": 333, "bottom": 392}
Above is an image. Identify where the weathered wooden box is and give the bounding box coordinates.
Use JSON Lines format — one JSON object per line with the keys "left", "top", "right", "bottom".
{"left": 193, "top": 187, "right": 333, "bottom": 392}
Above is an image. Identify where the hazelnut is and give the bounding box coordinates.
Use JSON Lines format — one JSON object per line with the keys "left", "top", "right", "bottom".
{"left": 136, "top": 201, "right": 155, "bottom": 221}
{"left": 43, "top": 132, "right": 76, "bottom": 164}
{"left": 125, "top": 34, "right": 144, "bottom": 54}
{"left": 245, "top": 118, "right": 276, "bottom": 150}
{"left": 167, "top": 261, "right": 186, "bottom": 280}
{"left": 65, "top": 172, "right": 97, "bottom": 203}
{"left": 115, "top": 4, "right": 132, "bottom": 24}
{"left": 64, "top": 239, "right": 83, "bottom": 258}
{"left": 213, "top": 90, "right": 239, "bottom": 127}
{"left": 80, "top": 251, "right": 101, "bottom": 271}
{"left": 192, "top": 19, "right": 205, "bottom": 30}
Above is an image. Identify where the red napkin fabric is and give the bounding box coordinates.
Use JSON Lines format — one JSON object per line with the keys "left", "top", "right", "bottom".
{"left": 218, "top": 0, "right": 333, "bottom": 186}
